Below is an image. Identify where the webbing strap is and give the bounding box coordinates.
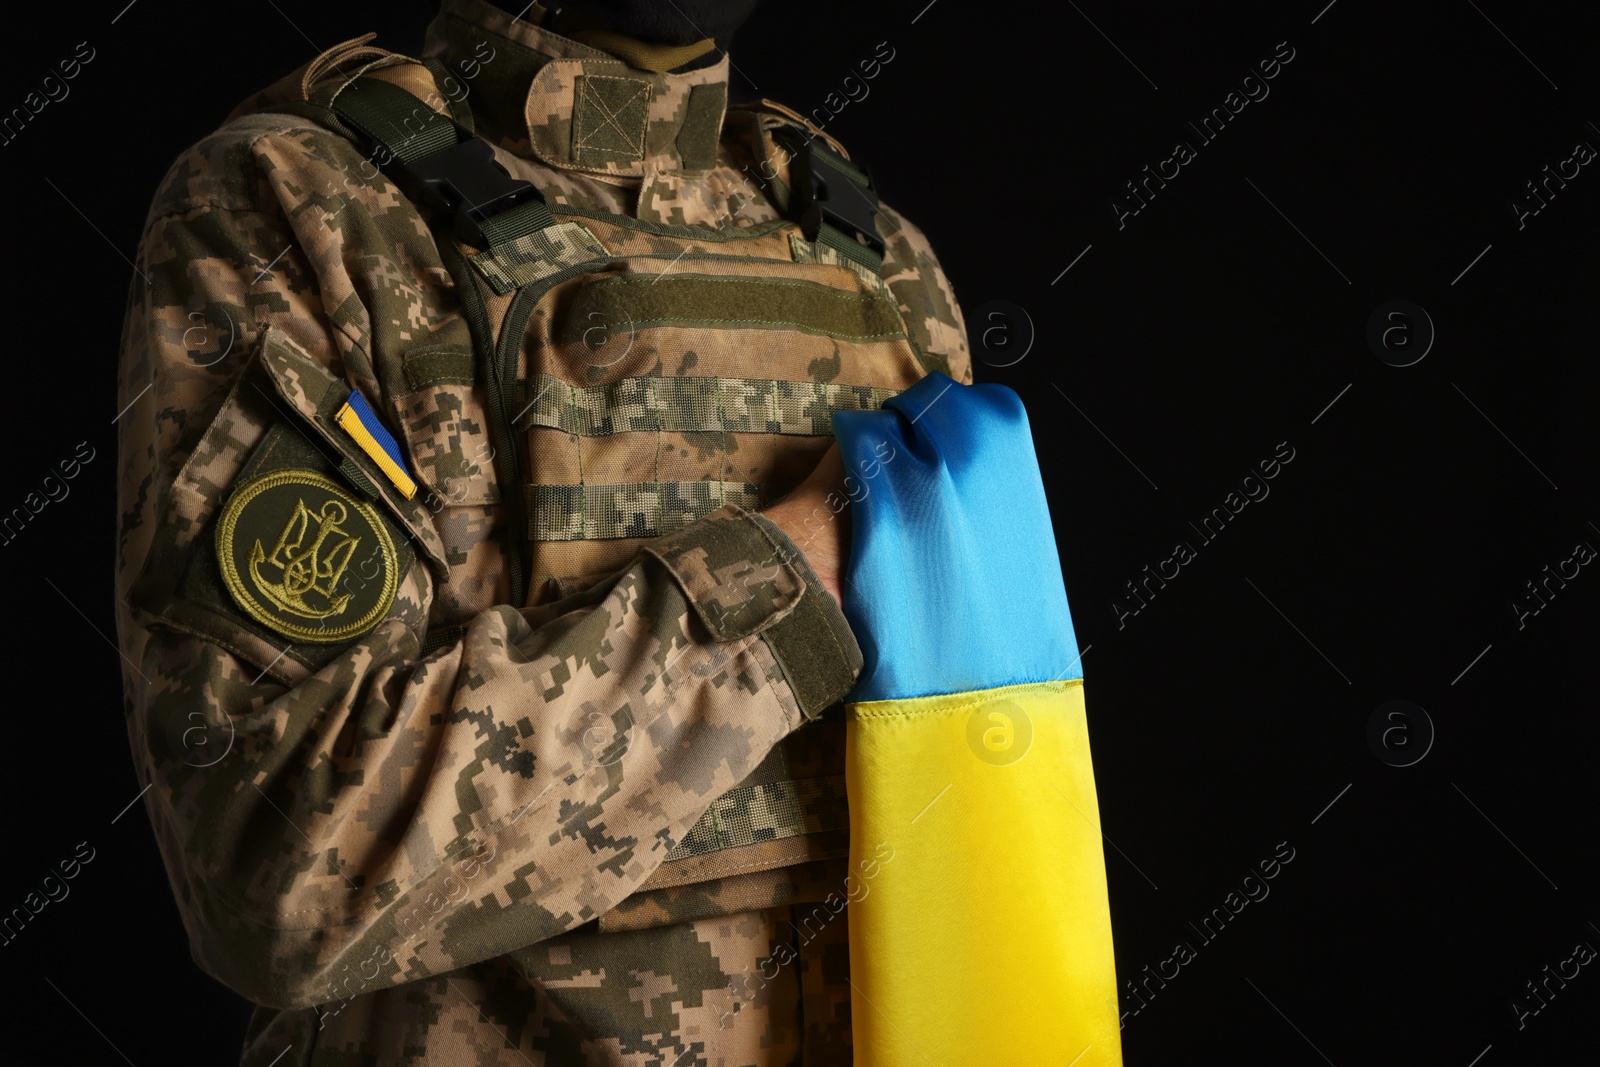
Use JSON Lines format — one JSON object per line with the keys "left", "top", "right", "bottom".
{"left": 325, "top": 73, "right": 582, "bottom": 607}
{"left": 328, "top": 75, "right": 606, "bottom": 294}
{"left": 528, "top": 481, "right": 792, "bottom": 542}
{"left": 775, "top": 126, "right": 886, "bottom": 274}
{"left": 515, "top": 373, "right": 898, "bottom": 436}
{"left": 810, "top": 143, "right": 870, "bottom": 188}
{"left": 477, "top": 198, "right": 557, "bottom": 245}
{"left": 817, "top": 226, "right": 880, "bottom": 273}
{"left": 332, "top": 77, "right": 462, "bottom": 164}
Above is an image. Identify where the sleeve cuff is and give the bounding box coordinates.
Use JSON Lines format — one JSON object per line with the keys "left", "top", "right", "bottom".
{"left": 644, "top": 504, "right": 862, "bottom": 719}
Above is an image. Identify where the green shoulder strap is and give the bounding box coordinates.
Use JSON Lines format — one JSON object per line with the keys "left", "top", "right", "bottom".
{"left": 770, "top": 125, "right": 887, "bottom": 275}
{"left": 313, "top": 74, "right": 615, "bottom": 609}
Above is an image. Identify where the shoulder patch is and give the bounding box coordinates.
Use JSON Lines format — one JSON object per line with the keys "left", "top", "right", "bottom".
{"left": 216, "top": 468, "right": 399, "bottom": 643}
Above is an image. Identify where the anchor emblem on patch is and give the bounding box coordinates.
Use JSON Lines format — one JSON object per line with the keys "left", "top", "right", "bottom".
{"left": 216, "top": 469, "right": 399, "bottom": 643}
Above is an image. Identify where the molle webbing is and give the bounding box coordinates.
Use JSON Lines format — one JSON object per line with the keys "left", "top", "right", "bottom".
{"left": 515, "top": 374, "right": 898, "bottom": 436}
{"left": 528, "top": 481, "right": 788, "bottom": 542}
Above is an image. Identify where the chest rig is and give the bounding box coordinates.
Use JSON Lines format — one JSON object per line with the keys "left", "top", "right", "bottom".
{"left": 286, "top": 58, "right": 935, "bottom": 921}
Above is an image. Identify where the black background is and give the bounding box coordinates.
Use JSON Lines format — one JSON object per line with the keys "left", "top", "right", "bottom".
{"left": 4, "top": 1, "right": 1596, "bottom": 1062}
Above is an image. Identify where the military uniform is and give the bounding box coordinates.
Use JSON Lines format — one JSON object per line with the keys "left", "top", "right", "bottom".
{"left": 114, "top": 0, "right": 969, "bottom": 1062}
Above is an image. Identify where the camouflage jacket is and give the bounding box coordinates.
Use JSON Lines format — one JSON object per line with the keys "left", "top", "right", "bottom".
{"left": 114, "top": 1, "right": 970, "bottom": 1062}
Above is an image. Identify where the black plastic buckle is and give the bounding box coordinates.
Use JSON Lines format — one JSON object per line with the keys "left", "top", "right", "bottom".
{"left": 393, "top": 137, "right": 544, "bottom": 247}
{"left": 790, "top": 136, "right": 885, "bottom": 257}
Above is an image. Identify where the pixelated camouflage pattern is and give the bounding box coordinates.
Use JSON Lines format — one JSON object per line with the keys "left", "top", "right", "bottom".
{"left": 879, "top": 202, "right": 971, "bottom": 383}
{"left": 664, "top": 775, "right": 848, "bottom": 860}
{"left": 516, "top": 373, "right": 898, "bottom": 436}
{"left": 241, "top": 903, "right": 852, "bottom": 1065}
{"left": 564, "top": 212, "right": 797, "bottom": 258}
{"left": 731, "top": 104, "right": 972, "bottom": 384}
{"left": 394, "top": 348, "right": 501, "bottom": 506}
{"left": 790, "top": 231, "right": 888, "bottom": 293}
{"left": 116, "top": 0, "right": 971, "bottom": 1060}
{"left": 522, "top": 429, "right": 829, "bottom": 514}
{"left": 636, "top": 163, "right": 768, "bottom": 229}
{"left": 529, "top": 481, "right": 781, "bottom": 541}
{"left": 640, "top": 506, "right": 811, "bottom": 643}
{"left": 513, "top": 240, "right": 927, "bottom": 598}
{"left": 599, "top": 856, "right": 845, "bottom": 933}
{"left": 522, "top": 48, "right": 728, "bottom": 179}
{"left": 631, "top": 720, "right": 851, "bottom": 906}
{"left": 469, "top": 218, "right": 611, "bottom": 294}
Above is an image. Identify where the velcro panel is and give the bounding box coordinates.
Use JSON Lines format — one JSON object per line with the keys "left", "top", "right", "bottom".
{"left": 558, "top": 273, "right": 905, "bottom": 343}
{"left": 572, "top": 74, "right": 650, "bottom": 166}
{"left": 676, "top": 82, "right": 727, "bottom": 170}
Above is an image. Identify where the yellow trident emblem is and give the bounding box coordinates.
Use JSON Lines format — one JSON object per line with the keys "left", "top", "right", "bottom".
{"left": 247, "top": 497, "right": 361, "bottom": 620}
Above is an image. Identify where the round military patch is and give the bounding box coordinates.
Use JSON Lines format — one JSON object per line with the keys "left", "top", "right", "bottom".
{"left": 215, "top": 469, "right": 398, "bottom": 644}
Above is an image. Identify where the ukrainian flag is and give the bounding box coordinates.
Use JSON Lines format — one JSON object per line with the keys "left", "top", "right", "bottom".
{"left": 833, "top": 373, "right": 1121, "bottom": 1065}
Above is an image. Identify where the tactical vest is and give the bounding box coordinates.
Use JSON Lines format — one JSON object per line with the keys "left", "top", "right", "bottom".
{"left": 267, "top": 50, "right": 939, "bottom": 932}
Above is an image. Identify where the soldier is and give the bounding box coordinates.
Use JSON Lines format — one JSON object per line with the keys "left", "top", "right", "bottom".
{"left": 114, "top": 0, "right": 970, "bottom": 1062}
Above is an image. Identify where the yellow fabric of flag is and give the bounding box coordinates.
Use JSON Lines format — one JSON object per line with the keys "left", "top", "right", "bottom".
{"left": 846, "top": 680, "right": 1122, "bottom": 1065}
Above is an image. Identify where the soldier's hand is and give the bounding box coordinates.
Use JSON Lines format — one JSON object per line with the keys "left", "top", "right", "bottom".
{"left": 763, "top": 443, "right": 849, "bottom": 609}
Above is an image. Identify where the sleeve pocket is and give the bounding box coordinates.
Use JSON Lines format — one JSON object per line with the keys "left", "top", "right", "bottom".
{"left": 256, "top": 328, "right": 450, "bottom": 570}
{"left": 126, "top": 329, "right": 437, "bottom": 684}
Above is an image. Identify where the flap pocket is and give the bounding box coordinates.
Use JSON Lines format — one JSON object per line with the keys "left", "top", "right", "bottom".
{"left": 257, "top": 328, "right": 449, "bottom": 571}
{"left": 128, "top": 329, "right": 441, "bottom": 683}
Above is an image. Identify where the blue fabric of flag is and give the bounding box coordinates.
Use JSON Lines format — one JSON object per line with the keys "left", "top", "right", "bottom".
{"left": 831, "top": 372, "right": 1081, "bottom": 703}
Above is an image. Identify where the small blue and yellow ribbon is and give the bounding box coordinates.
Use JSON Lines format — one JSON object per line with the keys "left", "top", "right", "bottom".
{"left": 334, "top": 391, "right": 417, "bottom": 500}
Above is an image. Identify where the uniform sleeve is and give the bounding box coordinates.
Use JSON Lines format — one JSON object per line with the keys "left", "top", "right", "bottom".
{"left": 113, "top": 126, "right": 861, "bottom": 1012}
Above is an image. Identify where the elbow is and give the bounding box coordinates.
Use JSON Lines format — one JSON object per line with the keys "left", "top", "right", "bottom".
{"left": 180, "top": 871, "right": 394, "bottom": 1010}
{"left": 187, "top": 910, "right": 351, "bottom": 1010}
